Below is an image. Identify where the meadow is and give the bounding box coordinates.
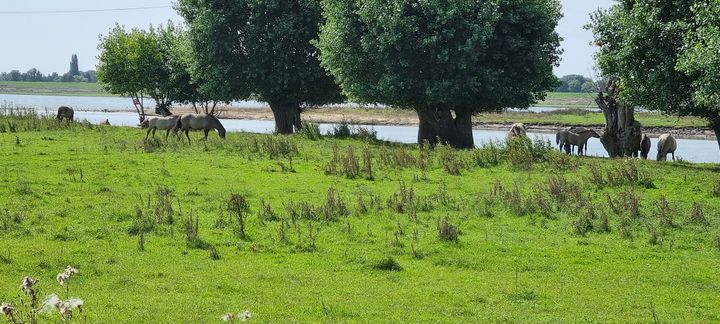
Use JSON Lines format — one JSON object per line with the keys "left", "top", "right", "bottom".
{"left": 0, "top": 112, "right": 719, "bottom": 322}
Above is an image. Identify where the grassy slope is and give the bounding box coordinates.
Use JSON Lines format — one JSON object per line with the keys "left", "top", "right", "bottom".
{"left": 0, "top": 122, "right": 719, "bottom": 322}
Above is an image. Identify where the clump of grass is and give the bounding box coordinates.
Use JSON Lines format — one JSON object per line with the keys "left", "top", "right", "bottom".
{"left": 712, "top": 180, "right": 720, "bottom": 197}
{"left": 653, "top": 196, "right": 676, "bottom": 228}
{"left": 318, "top": 187, "right": 350, "bottom": 221}
{"left": 437, "top": 144, "right": 465, "bottom": 175}
{"left": 687, "top": 202, "right": 708, "bottom": 225}
{"left": 573, "top": 203, "right": 595, "bottom": 236}
{"left": 473, "top": 141, "right": 502, "bottom": 167}
{"left": 297, "top": 121, "right": 322, "bottom": 140}
{"left": 228, "top": 193, "right": 251, "bottom": 239}
{"left": 438, "top": 216, "right": 459, "bottom": 242}
{"left": 341, "top": 146, "right": 360, "bottom": 179}
{"left": 373, "top": 256, "right": 402, "bottom": 271}
{"left": 587, "top": 162, "right": 606, "bottom": 187}
{"left": 257, "top": 198, "right": 278, "bottom": 222}
{"left": 15, "top": 180, "right": 32, "bottom": 195}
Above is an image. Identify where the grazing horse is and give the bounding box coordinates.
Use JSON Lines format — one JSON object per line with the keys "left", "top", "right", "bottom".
{"left": 57, "top": 106, "right": 74, "bottom": 122}
{"left": 639, "top": 133, "right": 651, "bottom": 159}
{"left": 141, "top": 116, "right": 181, "bottom": 140}
{"left": 558, "top": 128, "right": 600, "bottom": 155}
{"left": 656, "top": 133, "right": 677, "bottom": 161}
{"left": 175, "top": 114, "right": 226, "bottom": 143}
{"left": 508, "top": 123, "right": 527, "bottom": 137}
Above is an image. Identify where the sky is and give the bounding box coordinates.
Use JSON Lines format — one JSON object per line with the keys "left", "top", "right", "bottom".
{"left": 0, "top": 0, "right": 615, "bottom": 77}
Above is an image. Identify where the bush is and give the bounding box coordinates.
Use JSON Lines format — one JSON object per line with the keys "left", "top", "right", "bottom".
{"left": 438, "top": 216, "right": 459, "bottom": 242}
{"left": 373, "top": 256, "right": 402, "bottom": 271}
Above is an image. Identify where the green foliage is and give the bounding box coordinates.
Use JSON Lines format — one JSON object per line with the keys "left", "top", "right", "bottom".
{"left": 96, "top": 22, "right": 189, "bottom": 116}
{"left": 318, "top": 0, "right": 562, "bottom": 146}
{"left": 589, "top": 0, "right": 720, "bottom": 139}
{"left": 177, "top": 0, "right": 343, "bottom": 133}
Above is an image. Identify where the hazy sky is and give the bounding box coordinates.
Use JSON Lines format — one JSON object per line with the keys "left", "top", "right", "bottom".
{"left": 0, "top": 0, "right": 614, "bottom": 77}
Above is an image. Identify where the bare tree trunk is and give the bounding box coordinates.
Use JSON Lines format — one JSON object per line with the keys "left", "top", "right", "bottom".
{"left": 711, "top": 120, "right": 720, "bottom": 152}
{"left": 595, "top": 79, "right": 641, "bottom": 158}
{"left": 269, "top": 101, "right": 297, "bottom": 134}
{"left": 416, "top": 108, "right": 474, "bottom": 149}
{"left": 417, "top": 111, "right": 439, "bottom": 147}
{"left": 294, "top": 106, "right": 303, "bottom": 131}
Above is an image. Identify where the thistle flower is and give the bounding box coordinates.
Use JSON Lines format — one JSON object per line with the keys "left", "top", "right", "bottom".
{"left": 56, "top": 273, "right": 70, "bottom": 286}
{"left": 20, "top": 276, "right": 38, "bottom": 293}
{"left": 64, "top": 265, "right": 78, "bottom": 276}
{"left": 220, "top": 313, "right": 234, "bottom": 321}
{"left": 41, "top": 294, "right": 83, "bottom": 316}
{"left": 239, "top": 310, "right": 251, "bottom": 321}
{"left": 0, "top": 303, "right": 14, "bottom": 316}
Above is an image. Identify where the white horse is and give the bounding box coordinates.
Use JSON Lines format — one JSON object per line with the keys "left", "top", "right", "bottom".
{"left": 656, "top": 133, "right": 677, "bottom": 161}
{"left": 508, "top": 123, "right": 527, "bottom": 137}
{"left": 141, "top": 116, "right": 181, "bottom": 140}
{"left": 175, "top": 114, "right": 226, "bottom": 143}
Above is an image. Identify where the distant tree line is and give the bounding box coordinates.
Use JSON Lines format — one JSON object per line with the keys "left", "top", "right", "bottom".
{"left": 555, "top": 74, "right": 596, "bottom": 93}
{"left": 0, "top": 54, "right": 97, "bottom": 83}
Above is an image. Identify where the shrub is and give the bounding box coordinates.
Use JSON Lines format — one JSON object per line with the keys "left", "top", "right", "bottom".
{"left": 438, "top": 216, "right": 459, "bottom": 242}
{"left": 297, "top": 121, "right": 322, "bottom": 140}
{"left": 373, "top": 256, "right": 402, "bottom": 271}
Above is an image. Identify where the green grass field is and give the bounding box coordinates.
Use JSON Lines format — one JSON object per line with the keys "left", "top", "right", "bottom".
{"left": 0, "top": 113, "right": 719, "bottom": 322}
{"left": 0, "top": 81, "right": 591, "bottom": 107}
{"left": 0, "top": 81, "right": 106, "bottom": 97}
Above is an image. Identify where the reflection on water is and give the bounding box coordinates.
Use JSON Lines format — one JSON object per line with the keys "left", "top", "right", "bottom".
{"left": 73, "top": 111, "right": 719, "bottom": 164}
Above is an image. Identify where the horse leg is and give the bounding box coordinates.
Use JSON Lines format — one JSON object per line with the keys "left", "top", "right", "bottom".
{"left": 152, "top": 128, "right": 157, "bottom": 138}
{"left": 672, "top": 152, "right": 675, "bottom": 161}
{"left": 165, "top": 129, "right": 171, "bottom": 141}
{"left": 185, "top": 129, "right": 191, "bottom": 144}
{"left": 204, "top": 129, "right": 209, "bottom": 140}
{"left": 145, "top": 128, "right": 151, "bottom": 140}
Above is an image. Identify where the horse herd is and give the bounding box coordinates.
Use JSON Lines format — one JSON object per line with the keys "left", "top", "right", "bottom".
{"left": 508, "top": 123, "right": 678, "bottom": 161}
{"left": 141, "top": 114, "right": 226, "bottom": 143}
{"left": 55, "top": 106, "right": 679, "bottom": 161}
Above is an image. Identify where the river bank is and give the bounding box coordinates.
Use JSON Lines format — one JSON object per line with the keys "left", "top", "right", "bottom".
{"left": 162, "top": 106, "right": 715, "bottom": 139}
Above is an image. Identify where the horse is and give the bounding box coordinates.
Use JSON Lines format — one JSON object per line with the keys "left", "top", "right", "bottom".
{"left": 57, "top": 106, "right": 74, "bottom": 122}
{"left": 656, "top": 133, "right": 677, "bottom": 161}
{"left": 556, "top": 130, "right": 573, "bottom": 153}
{"left": 639, "top": 133, "right": 651, "bottom": 159}
{"left": 175, "top": 114, "right": 226, "bottom": 143}
{"left": 141, "top": 116, "right": 181, "bottom": 140}
{"left": 508, "top": 123, "right": 527, "bottom": 137}
{"left": 559, "top": 128, "right": 600, "bottom": 156}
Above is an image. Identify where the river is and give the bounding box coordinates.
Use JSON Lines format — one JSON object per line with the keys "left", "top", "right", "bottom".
{"left": 1, "top": 94, "right": 717, "bottom": 163}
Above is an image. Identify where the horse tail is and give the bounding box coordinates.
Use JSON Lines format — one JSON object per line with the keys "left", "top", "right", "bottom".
{"left": 175, "top": 115, "right": 183, "bottom": 131}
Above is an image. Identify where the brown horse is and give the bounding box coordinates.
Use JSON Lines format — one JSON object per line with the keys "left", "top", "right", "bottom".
{"left": 57, "top": 106, "right": 74, "bottom": 122}
{"left": 639, "top": 133, "right": 651, "bottom": 159}
{"left": 175, "top": 114, "right": 226, "bottom": 143}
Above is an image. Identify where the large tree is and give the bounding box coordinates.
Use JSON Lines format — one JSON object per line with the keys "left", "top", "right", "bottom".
{"left": 590, "top": 0, "right": 720, "bottom": 151}
{"left": 97, "top": 23, "right": 188, "bottom": 120}
{"left": 317, "top": 0, "right": 562, "bottom": 148}
{"left": 177, "top": 0, "right": 344, "bottom": 134}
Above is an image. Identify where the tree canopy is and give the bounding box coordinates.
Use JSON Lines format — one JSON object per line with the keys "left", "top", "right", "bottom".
{"left": 317, "top": 0, "right": 562, "bottom": 148}
{"left": 589, "top": 0, "right": 720, "bottom": 149}
{"left": 177, "top": 0, "right": 343, "bottom": 134}
{"left": 97, "top": 23, "right": 189, "bottom": 119}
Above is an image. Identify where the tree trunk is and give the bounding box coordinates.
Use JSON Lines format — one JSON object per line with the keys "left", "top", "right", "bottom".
{"left": 711, "top": 120, "right": 720, "bottom": 152}
{"left": 294, "top": 106, "right": 303, "bottom": 131}
{"left": 269, "top": 101, "right": 297, "bottom": 134}
{"left": 595, "top": 79, "right": 641, "bottom": 158}
{"left": 416, "top": 108, "right": 474, "bottom": 149}
{"left": 417, "top": 112, "right": 439, "bottom": 147}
